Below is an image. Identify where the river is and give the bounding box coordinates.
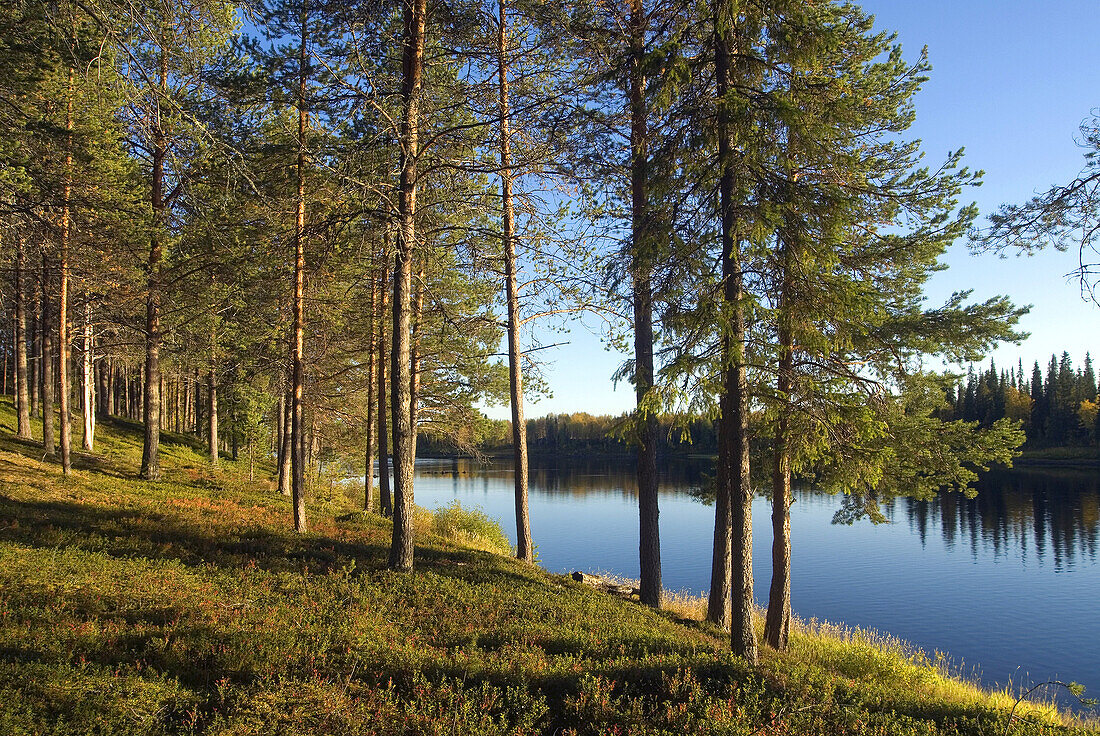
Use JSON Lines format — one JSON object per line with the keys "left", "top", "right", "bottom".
{"left": 402, "top": 457, "right": 1099, "bottom": 702}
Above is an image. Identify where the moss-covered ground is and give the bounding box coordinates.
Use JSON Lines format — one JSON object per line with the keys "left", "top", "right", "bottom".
{"left": 0, "top": 399, "right": 1093, "bottom": 735}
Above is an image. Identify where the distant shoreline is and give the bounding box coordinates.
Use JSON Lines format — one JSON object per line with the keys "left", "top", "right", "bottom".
{"left": 1013, "top": 453, "right": 1100, "bottom": 468}
{"left": 421, "top": 448, "right": 1100, "bottom": 470}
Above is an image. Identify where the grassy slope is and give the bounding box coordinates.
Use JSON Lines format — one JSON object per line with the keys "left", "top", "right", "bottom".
{"left": 0, "top": 399, "right": 1093, "bottom": 735}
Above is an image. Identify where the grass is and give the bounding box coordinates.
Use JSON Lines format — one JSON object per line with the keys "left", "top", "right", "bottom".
{"left": 0, "top": 398, "right": 1095, "bottom": 735}
{"left": 422, "top": 501, "right": 515, "bottom": 556}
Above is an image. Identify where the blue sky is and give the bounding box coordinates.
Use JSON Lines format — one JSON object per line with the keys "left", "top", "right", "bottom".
{"left": 487, "top": 1, "right": 1100, "bottom": 420}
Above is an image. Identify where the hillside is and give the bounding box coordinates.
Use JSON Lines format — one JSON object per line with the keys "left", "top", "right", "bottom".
{"left": 0, "top": 400, "right": 1092, "bottom": 735}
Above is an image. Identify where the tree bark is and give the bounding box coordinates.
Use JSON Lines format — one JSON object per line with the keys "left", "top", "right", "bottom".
{"left": 30, "top": 300, "right": 39, "bottom": 419}
{"left": 41, "top": 250, "right": 55, "bottom": 457}
{"left": 377, "top": 235, "right": 392, "bottom": 517}
{"left": 716, "top": 5, "right": 757, "bottom": 664}
{"left": 14, "top": 232, "right": 31, "bottom": 439}
{"left": 274, "top": 386, "right": 283, "bottom": 455}
{"left": 140, "top": 53, "right": 168, "bottom": 481}
{"left": 498, "top": 0, "right": 533, "bottom": 563}
{"left": 278, "top": 386, "right": 292, "bottom": 496}
{"left": 121, "top": 364, "right": 129, "bottom": 419}
{"left": 289, "top": 6, "right": 310, "bottom": 532}
{"left": 82, "top": 299, "right": 94, "bottom": 451}
{"left": 194, "top": 367, "right": 202, "bottom": 438}
{"left": 58, "top": 63, "right": 74, "bottom": 474}
{"left": 629, "top": 0, "right": 661, "bottom": 607}
{"left": 179, "top": 369, "right": 188, "bottom": 431}
{"left": 764, "top": 347, "right": 793, "bottom": 650}
{"left": 364, "top": 256, "right": 378, "bottom": 512}
{"left": 764, "top": 233, "right": 794, "bottom": 650}
{"left": 389, "top": 0, "right": 426, "bottom": 571}
{"left": 208, "top": 314, "right": 218, "bottom": 466}
{"left": 208, "top": 365, "right": 218, "bottom": 466}
{"left": 706, "top": 416, "right": 732, "bottom": 625}
{"left": 99, "top": 356, "right": 110, "bottom": 418}
{"left": 410, "top": 263, "right": 425, "bottom": 442}
{"left": 172, "top": 371, "right": 180, "bottom": 431}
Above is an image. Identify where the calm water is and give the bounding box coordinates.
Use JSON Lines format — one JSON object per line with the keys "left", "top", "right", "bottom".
{"left": 406, "top": 457, "right": 1100, "bottom": 699}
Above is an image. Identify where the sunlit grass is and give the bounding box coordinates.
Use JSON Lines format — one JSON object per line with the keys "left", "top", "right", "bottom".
{"left": 421, "top": 500, "right": 515, "bottom": 556}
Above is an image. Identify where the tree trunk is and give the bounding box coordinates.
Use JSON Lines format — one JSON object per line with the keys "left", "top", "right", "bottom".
{"left": 208, "top": 314, "right": 219, "bottom": 466}
{"left": 629, "top": 0, "right": 661, "bottom": 608}
{"left": 364, "top": 256, "right": 378, "bottom": 512}
{"left": 498, "top": 0, "right": 533, "bottom": 564}
{"left": 410, "top": 263, "right": 424, "bottom": 443}
{"left": 82, "top": 300, "right": 94, "bottom": 451}
{"left": 274, "top": 386, "right": 282, "bottom": 455}
{"left": 31, "top": 304, "right": 39, "bottom": 419}
{"left": 275, "top": 389, "right": 285, "bottom": 490}
{"left": 173, "top": 371, "right": 180, "bottom": 431}
{"left": 764, "top": 350, "right": 793, "bottom": 650}
{"left": 764, "top": 234, "right": 794, "bottom": 651}
{"left": 289, "top": 7, "right": 309, "bottom": 532}
{"left": 377, "top": 235, "right": 392, "bottom": 517}
{"left": 177, "top": 369, "right": 187, "bottom": 431}
{"left": 716, "top": 5, "right": 757, "bottom": 664}
{"left": 208, "top": 365, "right": 218, "bottom": 466}
{"left": 389, "top": 0, "right": 426, "bottom": 571}
{"left": 14, "top": 232, "right": 30, "bottom": 439}
{"left": 121, "top": 364, "right": 129, "bottom": 419}
{"left": 140, "top": 54, "right": 168, "bottom": 481}
{"left": 278, "top": 386, "right": 292, "bottom": 496}
{"left": 309, "top": 417, "right": 319, "bottom": 482}
{"left": 706, "top": 416, "right": 732, "bottom": 626}
{"left": 99, "top": 356, "right": 110, "bottom": 418}
{"left": 41, "top": 250, "right": 55, "bottom": 457}
{"left": 194, "top": 367, "right": 202, "bottom": 438}
{"left": 58, "top": 63, "right": 74, "bottom": 474}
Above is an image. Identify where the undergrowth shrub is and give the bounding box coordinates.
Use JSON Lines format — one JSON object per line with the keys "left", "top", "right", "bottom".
{"left": 424, "top": 501, "right": 513, "bottom": 556}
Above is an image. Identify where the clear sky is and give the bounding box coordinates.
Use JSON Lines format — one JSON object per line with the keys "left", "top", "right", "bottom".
{"left": 486, "top": 1, "right": 1100, "bottom": 421}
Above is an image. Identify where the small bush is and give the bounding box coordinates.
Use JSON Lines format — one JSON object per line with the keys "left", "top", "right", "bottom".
{"left": 427, "top": 501, "right": 513, "bottom": 556}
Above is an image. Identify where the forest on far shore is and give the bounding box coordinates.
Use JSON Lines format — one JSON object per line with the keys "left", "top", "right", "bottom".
{"left": 428, "top": 352, "right": 1100, "bottom": 459}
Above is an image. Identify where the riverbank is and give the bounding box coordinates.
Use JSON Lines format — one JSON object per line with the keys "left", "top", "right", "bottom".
{"left": 0, "top": 402, "right": 1093, "bottom": 734}
{"left": 1015, "top": 447, "right": 1100, "bottom": 467}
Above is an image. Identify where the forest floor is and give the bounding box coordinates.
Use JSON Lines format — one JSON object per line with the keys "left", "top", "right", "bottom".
{"left": 0, "top": 399, "right": 1095, "bottom": 735}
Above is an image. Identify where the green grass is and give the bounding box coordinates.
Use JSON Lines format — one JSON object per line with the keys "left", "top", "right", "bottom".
{"left": 0, "top": 398, "right": 1094, "bottom": 735}
{"left": 423, "top": 500, "right": 515, "bottom": 556}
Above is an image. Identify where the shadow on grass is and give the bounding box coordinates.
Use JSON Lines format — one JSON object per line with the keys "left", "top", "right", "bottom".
{"left": 0, "top": 494, "right": 391, "bottom": 574}
{"left": 0, "top": 491, "right": 565, "bottom": 607}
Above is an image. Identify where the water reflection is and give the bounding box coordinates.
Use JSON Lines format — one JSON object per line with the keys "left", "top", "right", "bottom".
{"left": 415, "top": 457, "right": 708, "bottom": 500}
{"left": 419, "top": 458, "right": 1100, "bottom": 571}
{"left": 900, "top": 469, "right": 1100, "bottom": 571}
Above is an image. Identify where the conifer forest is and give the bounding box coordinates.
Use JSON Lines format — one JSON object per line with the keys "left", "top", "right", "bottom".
{"left": 2, "top": 1, "right": 1100, "bottom": 729}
